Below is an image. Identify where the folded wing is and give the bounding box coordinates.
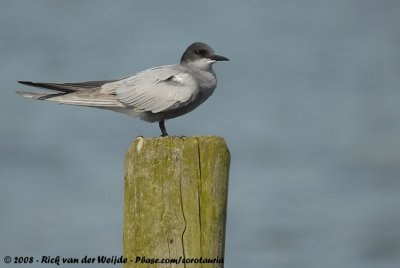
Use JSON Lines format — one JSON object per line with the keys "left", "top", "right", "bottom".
{"left": 104, "top": 65, "right": 198, "bottom": 113}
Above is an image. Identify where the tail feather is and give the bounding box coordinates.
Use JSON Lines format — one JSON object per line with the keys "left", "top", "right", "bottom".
{"left": 16, "top": 91, "right": 65, "bottom": 100}
{"left": 17, "top": 90, "right": 123, "bottom": 108}
{"left": 17, "top": 79, "right": 123, "bottom": 108}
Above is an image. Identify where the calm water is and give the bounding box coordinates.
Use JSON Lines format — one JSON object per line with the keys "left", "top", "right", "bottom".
{"left": 1, "top": 1, "right": 400, "bottom": 267}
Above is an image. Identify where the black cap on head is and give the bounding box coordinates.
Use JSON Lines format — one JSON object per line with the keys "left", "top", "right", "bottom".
{"left": 180, "top": 42, "right": 229, "bottom": 64}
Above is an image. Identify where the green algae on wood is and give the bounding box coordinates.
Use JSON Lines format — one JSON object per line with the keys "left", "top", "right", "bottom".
{"left": 123, "top": 136, "right": 230, "bottom": 268}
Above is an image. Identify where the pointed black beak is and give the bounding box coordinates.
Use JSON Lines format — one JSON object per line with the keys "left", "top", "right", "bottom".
{"left": 209, "top": 54, "right": 230, "bottom": 61}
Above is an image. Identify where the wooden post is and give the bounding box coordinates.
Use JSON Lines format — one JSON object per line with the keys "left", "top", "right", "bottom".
{"left": 123, "top": 136, "right": 230, "bottom": 267}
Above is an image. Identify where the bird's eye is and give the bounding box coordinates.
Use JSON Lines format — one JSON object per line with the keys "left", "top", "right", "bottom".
{"left": 195, "top": 49, "right": 207, "bottom": 56}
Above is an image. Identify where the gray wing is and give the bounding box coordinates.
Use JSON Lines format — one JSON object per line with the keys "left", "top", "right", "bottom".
{"left": 102, "top": 65, "right": 198, "bottom": 113}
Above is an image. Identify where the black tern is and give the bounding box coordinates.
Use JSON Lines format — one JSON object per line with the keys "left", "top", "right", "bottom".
{"left": 17, "top": 42, "right": 229, "bottom": 136}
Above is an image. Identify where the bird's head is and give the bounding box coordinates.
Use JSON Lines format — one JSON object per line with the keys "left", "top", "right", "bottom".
{"left": 180, "top": 42, "right": 229, "bottom": 70}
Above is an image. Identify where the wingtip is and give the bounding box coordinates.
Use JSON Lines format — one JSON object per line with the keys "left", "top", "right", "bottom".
{"left": 18, "top": 81, "right": 34, "bottom": 86}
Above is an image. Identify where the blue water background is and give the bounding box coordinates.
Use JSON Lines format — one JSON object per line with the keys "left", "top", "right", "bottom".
{"left": 1, "top": 1, "right": 400, "bottom": 267}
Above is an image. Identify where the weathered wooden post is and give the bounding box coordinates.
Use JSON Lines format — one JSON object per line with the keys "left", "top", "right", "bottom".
{"left": 123, "top": 136, "right": 230, "bottom": 267}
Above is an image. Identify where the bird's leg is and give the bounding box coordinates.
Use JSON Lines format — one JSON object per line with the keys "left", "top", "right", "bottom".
{"left": 159, "top": 120, "right": 168, "bottom": 137}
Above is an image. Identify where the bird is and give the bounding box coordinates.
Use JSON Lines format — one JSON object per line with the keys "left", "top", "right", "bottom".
{"left": 17, "top": 42, "right": 229, "bottom": 136}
